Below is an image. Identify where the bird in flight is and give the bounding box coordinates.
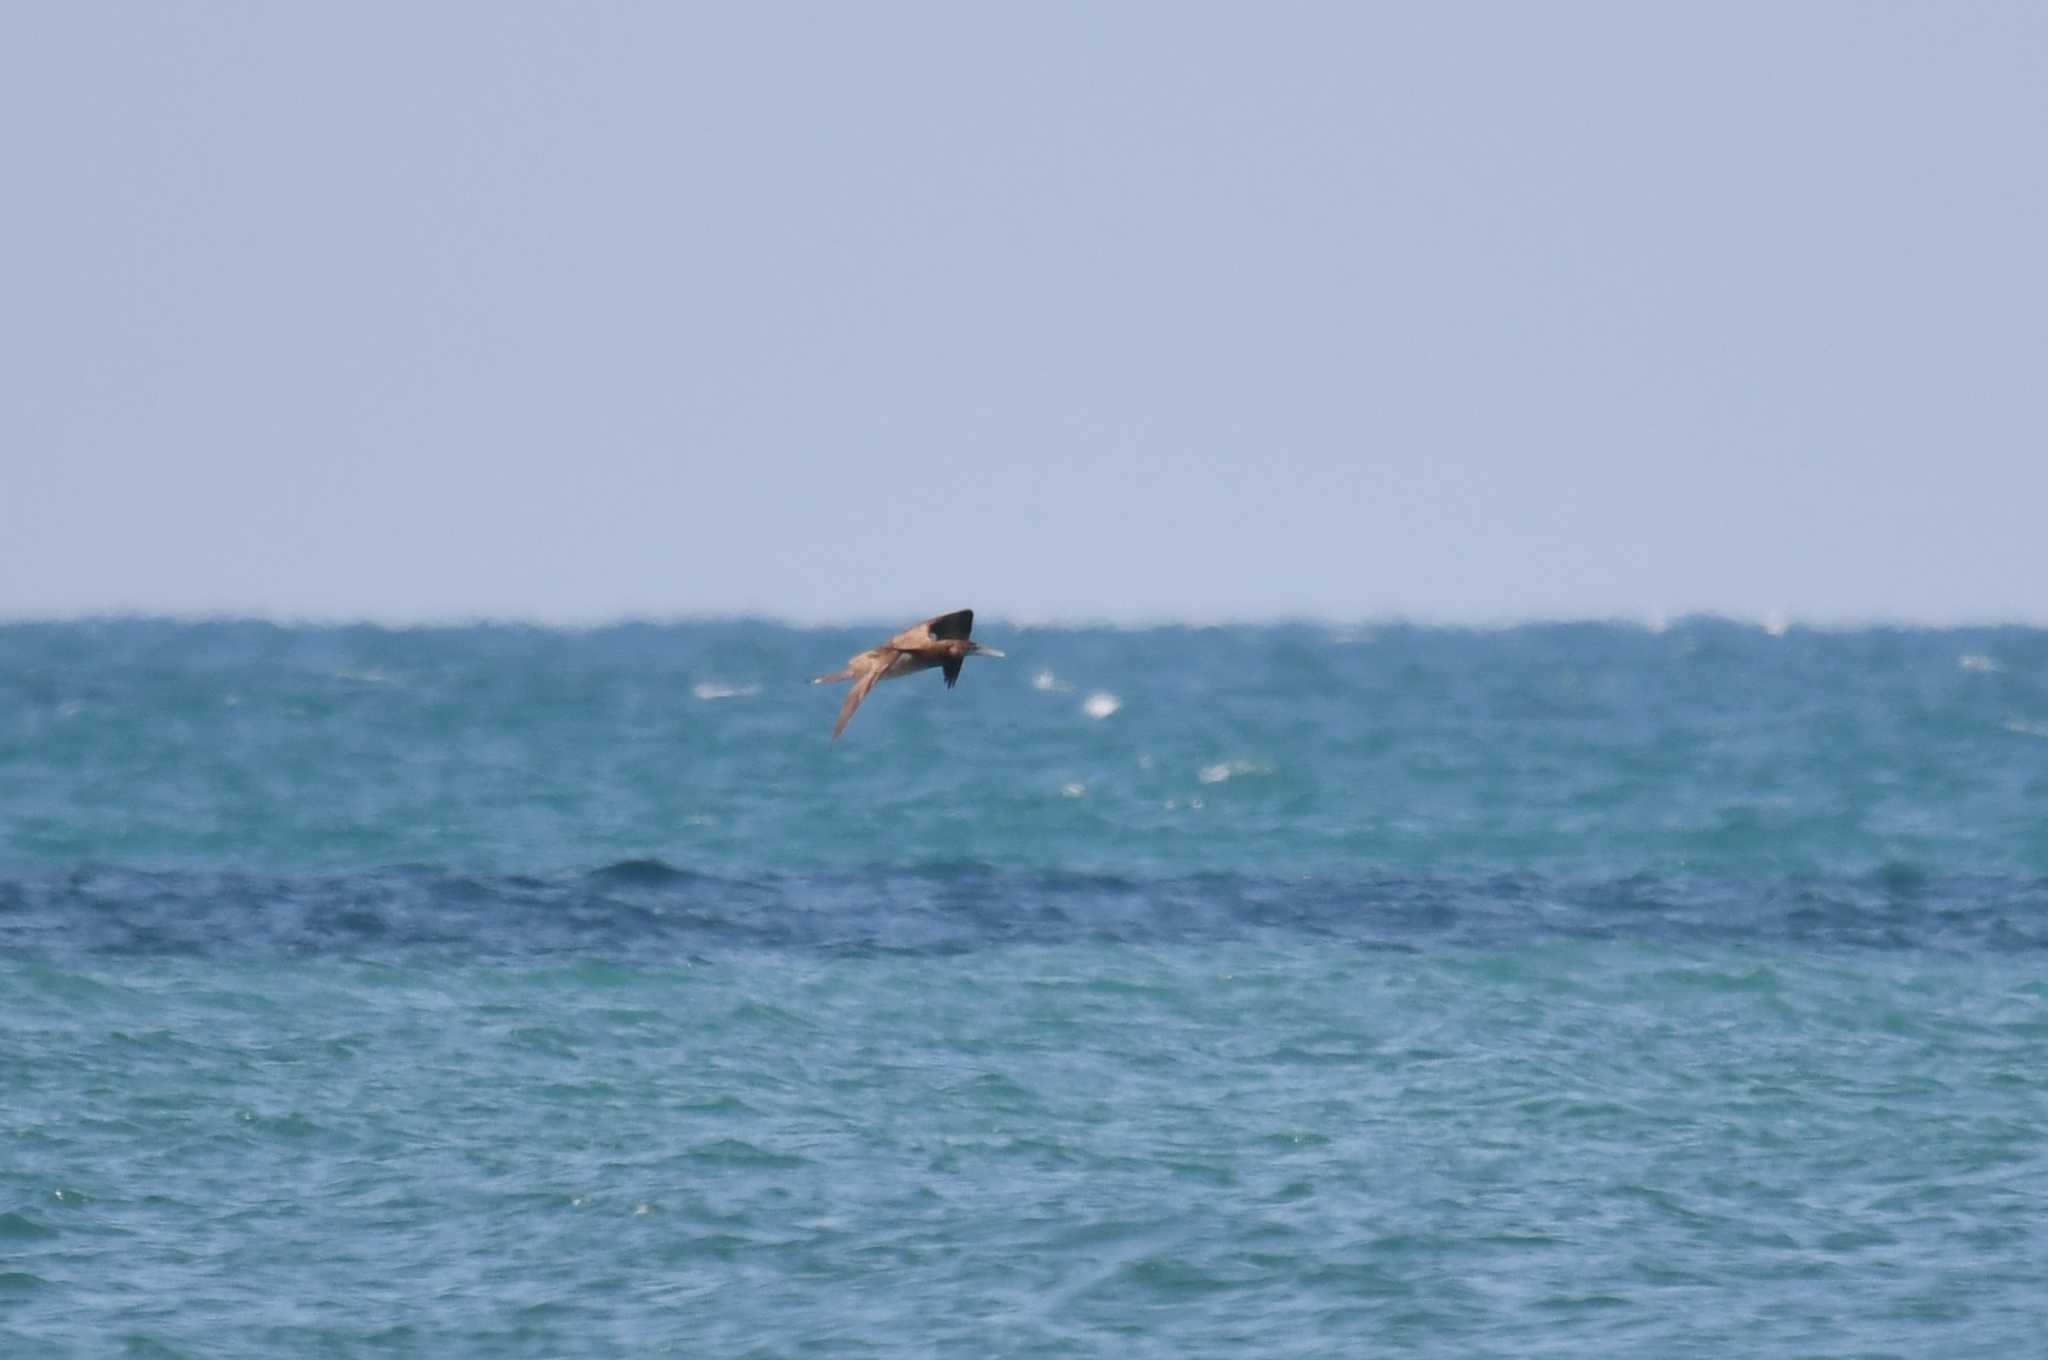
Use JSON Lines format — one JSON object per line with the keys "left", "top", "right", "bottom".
{"left": 811, "top": 608, "right": 1005, "bottom": 739}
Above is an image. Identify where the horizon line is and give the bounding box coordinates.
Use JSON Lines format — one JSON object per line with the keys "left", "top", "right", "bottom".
{"left": 4, "top": 607, "right": 2046, "bottom": 634}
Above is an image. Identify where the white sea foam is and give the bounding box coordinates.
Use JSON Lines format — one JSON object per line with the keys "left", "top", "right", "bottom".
{"left": 1032, "top": 669, "right": 1073, "bottom": 692}
{"left": 1083, "top": 692, "right": 1121, "bottom": 719}
{"left": 1061, "top": 782, "right": 1087, "bottom": 799}
{"left": 1958, "top": 654, "right": 2000, "bottom": 673}
{"left": 693, "top": 682, "right": 761, "bottom": 701}
{"left": 2005, "top": 720, "right": 2048, "bottom": 739}
{"left": 1197, "top": 760, "right": 1266, "bottom": 784}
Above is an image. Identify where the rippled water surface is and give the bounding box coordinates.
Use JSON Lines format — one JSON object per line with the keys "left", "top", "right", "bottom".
{"left": 4, "top": 620, "right": 2046, "bottom": 1356}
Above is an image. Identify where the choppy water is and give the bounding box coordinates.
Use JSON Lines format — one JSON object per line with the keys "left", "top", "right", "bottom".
{"left": 4, "top": 619, "right": 2046, "bottom": 1356}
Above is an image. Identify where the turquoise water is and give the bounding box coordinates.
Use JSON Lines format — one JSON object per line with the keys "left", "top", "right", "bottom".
{"left": 4, "top": 620, "right": 2046, "bottom": 1356}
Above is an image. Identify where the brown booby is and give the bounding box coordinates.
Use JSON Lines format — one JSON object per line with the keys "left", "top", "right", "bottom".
{"left": 811, "top": 608, "right": 1005, "bottom": 739}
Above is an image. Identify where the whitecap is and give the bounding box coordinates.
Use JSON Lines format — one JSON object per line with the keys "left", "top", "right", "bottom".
{"left": 693, "top": 682, "right": 761, "bottom": 701}
{"left": 1197, "top": 760, "right": 1266, "bottom": 784}
{"left": 1082, "top": 692, "right": 1121, "bottom": 720}
{"left": 1032, "top": 670, "right": 1073, "bottom": 692}
{"left": 1060, "top": 782, "right": 1086, "bottom": 799}
{"left": 2005, "top": 720, "right": 2048, "bottom": 739}
{"left": 1958, "top": 654, "right": 2001, "bottom": 673}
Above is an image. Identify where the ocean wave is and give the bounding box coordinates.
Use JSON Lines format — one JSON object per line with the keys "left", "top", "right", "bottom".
{"left": 692, "top": 681, "right": 761, "bottom": 700}
{"left": 1197, "top": 760, "right": 1269, "bottom": 785}
{"left": 1082, "top": 692, "right": 1122, "bottom": 719}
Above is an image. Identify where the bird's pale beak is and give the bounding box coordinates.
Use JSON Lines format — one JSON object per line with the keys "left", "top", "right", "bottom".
{"left": 976, "top": 646, "right": 1006, "bottom": 658}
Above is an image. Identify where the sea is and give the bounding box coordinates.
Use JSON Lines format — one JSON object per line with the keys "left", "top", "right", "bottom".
{"left": 3, "top": 618, "right": 2045, "bottom": 1357}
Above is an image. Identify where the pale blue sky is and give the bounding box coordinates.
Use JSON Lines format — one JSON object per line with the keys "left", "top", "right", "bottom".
{"left": 5, "top": 4, "right": 2044, "bottom": 624}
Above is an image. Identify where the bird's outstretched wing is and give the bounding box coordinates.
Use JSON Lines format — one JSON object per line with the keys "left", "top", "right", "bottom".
{"left": 891, "top": 609, "right": 972, "bottom": 648}
{"left": 832, "top": 659, "right": 887, "bottom": 740}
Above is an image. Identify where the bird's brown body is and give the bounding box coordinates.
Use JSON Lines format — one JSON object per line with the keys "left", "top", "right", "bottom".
{"left": 811, "top": 608, "right": 1004, "bottom": 739}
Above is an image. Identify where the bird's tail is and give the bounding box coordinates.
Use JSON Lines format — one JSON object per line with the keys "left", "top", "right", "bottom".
{"left": 811, "top": 667, "right": 854, "bottom": 685}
